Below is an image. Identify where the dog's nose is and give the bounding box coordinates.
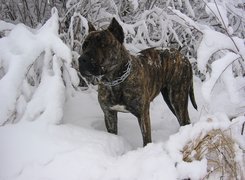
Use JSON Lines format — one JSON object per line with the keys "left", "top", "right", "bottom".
{"left": 78, "top": 55, "right": 89, "bottom": 64}
{"left": 78, "top": 55, "right": 93, "bottom": 76}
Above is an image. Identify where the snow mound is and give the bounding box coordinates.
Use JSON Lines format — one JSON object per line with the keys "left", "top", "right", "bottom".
{"left": 0, "top": 111, "right": 244, "bottom": 180}
{"left": 0, "top": 121, "right": 129, "bottom": 180}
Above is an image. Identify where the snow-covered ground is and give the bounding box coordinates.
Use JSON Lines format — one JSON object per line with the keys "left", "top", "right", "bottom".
{"left": 0, "top": 8, "right": 244, "bottom": 180}
{"left": 1, "top": 81, "right": 244, "bottom": 180}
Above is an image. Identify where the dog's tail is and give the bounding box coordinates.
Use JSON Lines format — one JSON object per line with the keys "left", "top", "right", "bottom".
{"left": 189, "top": 81, "right": 198, "bottom": 110}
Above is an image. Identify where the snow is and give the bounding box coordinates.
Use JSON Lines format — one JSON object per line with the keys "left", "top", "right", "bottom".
{"left": 0, "top": 6, "right": 244, "bottom": 180}
{"left": 128, "top": 0, "right": 139, "bottom": 10}
{"left": 201, "top": 52, "right": 240, "bottom": 102}
{"left": 205, "top": 2, "right": 229, "bottom": 30}
{"left": 0, "top": 20, "right": 15, "bottom": 32}
{"left": 0, "top": 121, "right": 127, "bottom": 180}
{"left": 1, "top": 89, "right": 244, "bottom": 180}
{"left": 21, "top": 55, "right": 66, "bottom": 125}
{"left": 197, "top": 29, "right": 244, "bottom": 73}
{"left": 197, "top": 28, "right": 245, "bottom": 108}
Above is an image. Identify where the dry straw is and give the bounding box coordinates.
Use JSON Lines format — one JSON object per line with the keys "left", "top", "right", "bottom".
{"left": 182, "top": 127, "right": 244, "bottom": 180}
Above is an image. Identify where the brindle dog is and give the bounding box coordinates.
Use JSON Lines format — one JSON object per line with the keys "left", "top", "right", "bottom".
{"left": 78, "top": 18, "right": 197, "bottom": 146}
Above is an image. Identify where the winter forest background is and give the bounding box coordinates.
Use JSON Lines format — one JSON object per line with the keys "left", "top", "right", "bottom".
{"left": 0, "top": 0, "right": 245, "bottom": 180}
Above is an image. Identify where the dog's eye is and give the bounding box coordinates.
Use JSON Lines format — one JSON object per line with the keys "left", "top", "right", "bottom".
{"left": 96, "top": 33, "right": 106, "bottom": 45}
{"left": 101, "top": 43, "right": 106, "bottom": 48}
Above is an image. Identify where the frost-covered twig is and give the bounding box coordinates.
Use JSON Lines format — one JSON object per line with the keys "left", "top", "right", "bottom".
{"left": 213, "top": 0, "right": 243, "bottom": 60}
{"left": 60, "top": 2, "right": 81, "bottom": 23}
{"left": 242, "top": 121, "right": 245, "bottom": 135}
{"left": 202, "top": 0, "right": 244, "bottom": 62}
{"left": 167, "top": 7, "right": 203, "bottom": 34}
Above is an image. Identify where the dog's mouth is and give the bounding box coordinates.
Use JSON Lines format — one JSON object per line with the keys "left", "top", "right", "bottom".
{"left": 82, "top": 63, "right": 117, "bottom": 76}
{"left": 79, "top": 65, "right": 105, "bottom": 83}
{"left": 81, "top": 70, "right": 92, "bottom": 77}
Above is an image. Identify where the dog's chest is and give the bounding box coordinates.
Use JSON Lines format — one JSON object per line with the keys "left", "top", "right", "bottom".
{"left": 99, "top": 85, "right": 130, "bottom": 111}
{"left": 110, "top": 104, "right": 129, "bottom": 113}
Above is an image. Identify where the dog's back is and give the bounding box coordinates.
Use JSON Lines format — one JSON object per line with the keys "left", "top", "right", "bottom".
{"left": 137, "top": 48, "right": 192, "bottom": 86}
{"left": 136, "top": 47, "right": 197, "bottom": 123}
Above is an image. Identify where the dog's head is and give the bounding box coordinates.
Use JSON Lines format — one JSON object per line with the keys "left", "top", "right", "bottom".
{"left": 78, "top": 18, "right": 125, "bottom": 80}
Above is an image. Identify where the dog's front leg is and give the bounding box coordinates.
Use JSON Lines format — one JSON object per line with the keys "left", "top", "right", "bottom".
{"left": 104, "top": 109, "right": 118, "bottom": 135}
{"left": 137, "top": 105, "right": 152, "bottom": 146}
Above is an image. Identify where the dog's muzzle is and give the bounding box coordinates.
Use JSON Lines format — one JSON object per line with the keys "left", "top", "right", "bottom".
{"left": 78, "top": 54, "right": 102, "bottom": 77}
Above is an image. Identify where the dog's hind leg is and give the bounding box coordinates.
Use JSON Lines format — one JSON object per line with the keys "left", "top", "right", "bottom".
{"left": 161, "top": 87, "right": 176, "bottom": 116}
{"left": 169, "top": 87, "right": 190, "bottom": 126}
{"left": 104, "top": 110, "right": 118, "bottom": 135}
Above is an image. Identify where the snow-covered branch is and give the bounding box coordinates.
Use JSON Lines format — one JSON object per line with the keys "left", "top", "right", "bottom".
{"left": 0, "top": 8, "right": 78, "bottom": 125}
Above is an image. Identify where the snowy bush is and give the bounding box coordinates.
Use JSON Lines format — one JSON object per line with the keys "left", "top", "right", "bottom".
{"left": 58, "top": 0, "right": 245, "bottom": 104}
{"left": 166, "top": 114, "right": 245, "bottom": 179}
{"left": 0, "top": 0, "right": 66, "bottom": 27}
{"left": 0, "top": 8, "right": 79, "bottom": 125}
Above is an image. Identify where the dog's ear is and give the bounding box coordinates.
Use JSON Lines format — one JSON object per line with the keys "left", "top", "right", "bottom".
{"left": 88, "top": 21, "right": 96, "bottom": 32}
{"left": 108, "top": 18, "right": 124, "bottom": 44}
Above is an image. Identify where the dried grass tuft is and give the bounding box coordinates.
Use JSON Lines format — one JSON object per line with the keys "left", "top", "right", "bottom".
{"left": 182, "top": 129, "right": 244, "bottom": 180}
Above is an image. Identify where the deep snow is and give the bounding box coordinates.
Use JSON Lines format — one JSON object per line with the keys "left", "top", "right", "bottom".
{"left": 0, "top": 83, "right": 244, "bottom": 180}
